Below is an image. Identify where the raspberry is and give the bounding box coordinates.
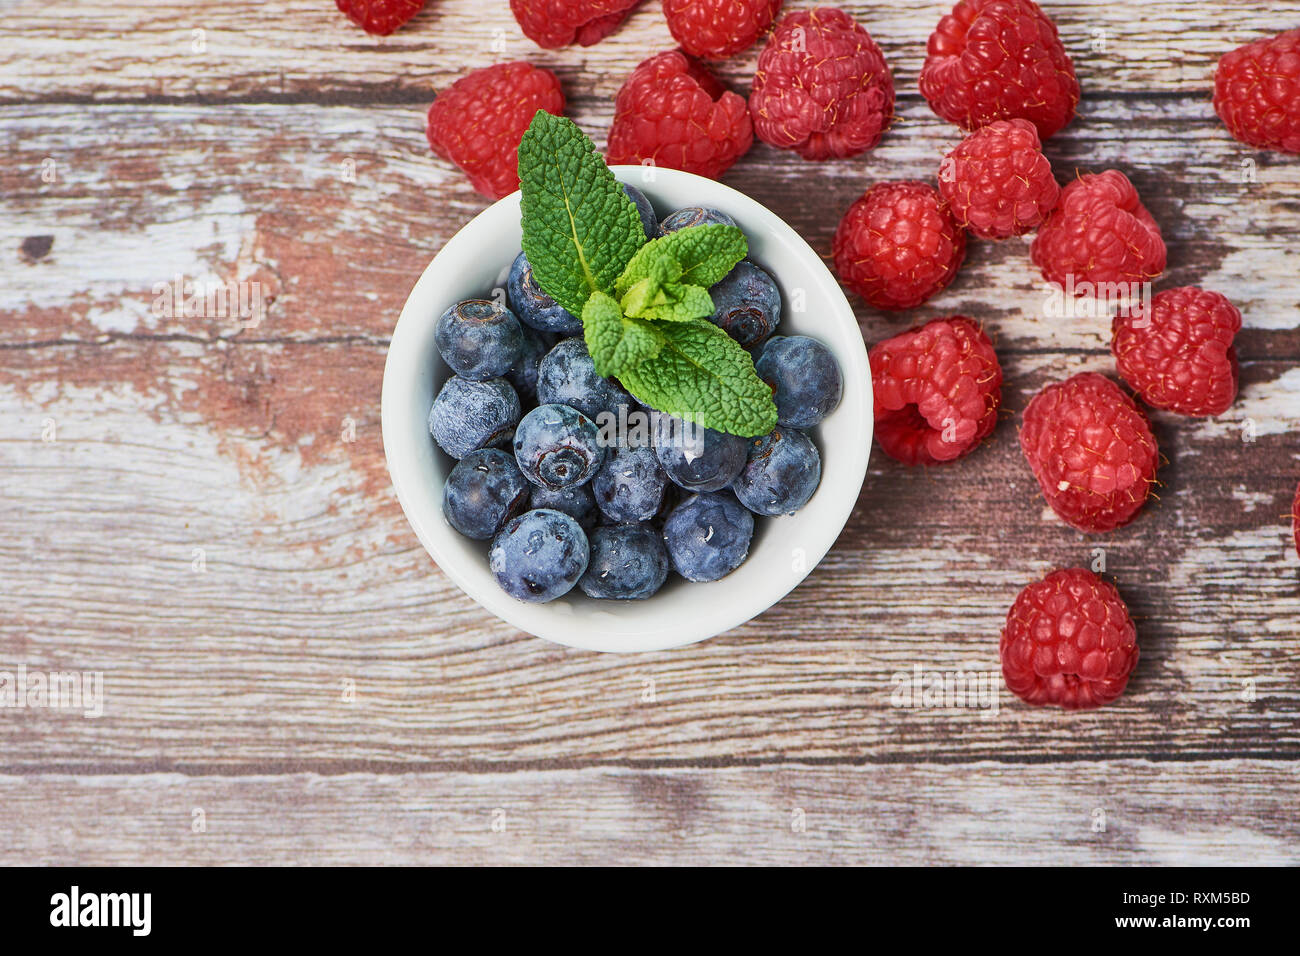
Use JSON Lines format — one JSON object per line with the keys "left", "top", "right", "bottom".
{"left": 510, "top": 0, "right": 641, "bottom": 49}
{"left": 335, "top": 0, "right": 425, "bottom": 35}
{"left": 832, "top": 181, "right": 967, "bottom": 310}
{"left": 868, "top": 317, "right": 1003, "bottom": 465}
{"left": 605, "top": 51, "right": 753, "bottom": 180}
{"left": 663, "top": 0, "right": 782, "bottom": 60}
{"left": 1214, "top": 29, "right": 1300, "bottom": 154}
{"left": 749, "top": 8, "right": 894, "bottom": 160}
{"left": 1030, "top": 170, "right": 1166, "bottom": 294}
{"left": 920, "top": 0, "right": 1079, "bottom": 140}
{"left": 1020, "top": 372, "right": 1159, "bottom": 533}
{"left": 1000, "top": 567, "right": 1139, "bottom": 710}
{"left": 426, "top": 63, "right": 565, "bottom": 200}
{"left": 937, "top": 119, "right": 1060, "bottom": 239}
{"left": 1112, "top": 287, "right": 1242, "bottom": 417}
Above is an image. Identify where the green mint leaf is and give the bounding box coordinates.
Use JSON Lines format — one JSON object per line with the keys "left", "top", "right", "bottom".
{"left": 583, "top": 291, "right": 665, "bottom": 377}
{"left": 616, "top": 224, "right": 747, "bottom": 297}
{"left": 643, "top": 255, "right": 683, "bottom": 286}
{"left": 618, "top": 252, "right": 715, "bottom": 322}
{"left": 618, "top": 277, "right": 665, "bottom": 318}
{"left": 618, "top": 255, "right": 681, "bottom": 317}
{"left": 624, "top": 281, "right": 714, "bottom": 323}
{"left": 518, "top": 112, "right": 645, "bottom": 318}
{"left": 618, "top": 319, "right": 778, "bottom": 437}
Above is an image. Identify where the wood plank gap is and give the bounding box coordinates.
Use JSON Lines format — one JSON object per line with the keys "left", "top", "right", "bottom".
{"left": 8, "top": 751, "right": 1300, "bottom": 778}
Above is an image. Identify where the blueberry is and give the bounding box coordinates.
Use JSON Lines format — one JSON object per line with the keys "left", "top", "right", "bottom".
{"left": 530, "top": 482, "right": 598, "bottom": 530}
{"left": 653, "top": 414, "right": 748, "bottom": 492}
{"left": 579, "top": 524, "right": 669, "bottom": 600}
{"left": 507, "top": 251, "right": 583, "bottom": 335}
{"left": 607, "top": 479, "right": 680, "bottom": 528}
{"left": 434, "top": 298, "right": 525, "bottom": 381}
{"left": 489, "top": 508, "right": 589, "bottom": 603}
{"left": 709, "top": 260, "right": 781, "bottom": 348}
{"left": 662, "top": 491, "right": 754, "bottom": 583}
{"left": 592, "top": 442, "right": 668, "bottom": 523}
{"left": 732, "top": 426, "right": 821, "bottom": 516}
{"left": 429, "top": 375, "right": 521, "bottom": 460}
{"left": 659, "top": 206, "right": 737, "bottom": 234}
{"left": 442, "top": 448, "right": 530, "bottom": 540}
{"left": 536, "top": 337, "right": 634, "bottom": 423}
{"left": 504, "top": 324, "right": 551, "bottom": 406}
{"left": 623, "top": 184, "right": 658, "bottom": 239}
{"left": 754, "top": 335, "right": 843, "bottom": 428}
{"left": 513, "top": 403, "right": 606, "bottom": 490}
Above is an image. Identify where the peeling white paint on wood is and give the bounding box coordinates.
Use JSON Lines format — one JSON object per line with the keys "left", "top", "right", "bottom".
{"left": 1, "top": 762, "right": 1296, "bottom": 865}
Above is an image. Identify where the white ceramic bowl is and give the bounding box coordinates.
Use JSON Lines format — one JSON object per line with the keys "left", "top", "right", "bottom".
{"left": 382, "top": 166, "right": 872, "bottom": 652}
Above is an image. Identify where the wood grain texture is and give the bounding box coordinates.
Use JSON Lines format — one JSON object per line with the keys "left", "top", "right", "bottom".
{"left": 1, "top": 0, "right": 1299, "bottom": 863}
{"left": 4, "top": 762, "right": 1297, "bottom": 865}
{"left": 3, "top": 0, "right": 1298, "bottom": 101}
{"left": 0, "top": 336, "right": 1297, "bottom": 767}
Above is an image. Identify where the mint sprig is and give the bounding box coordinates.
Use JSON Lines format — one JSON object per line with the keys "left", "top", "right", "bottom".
{"left": 516, "top": 112, "right": 778, "bottom": 437}
{"left": 518, "top": 113, "right": 645, "bottom": 318}
{"left": 616, "top": 224, "right": 748, "bottom": 324}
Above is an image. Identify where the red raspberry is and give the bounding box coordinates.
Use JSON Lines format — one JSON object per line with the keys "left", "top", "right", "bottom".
{"left": 510, "top": 0, "right": 641, "bottom": 49}
{"left": 335, "top": 0, "right": 424, "bottom": 35}
{"left": 1020, "top": 372, "right": 1159, "bottom": 533}
{"left": 1000, "top": 567, "right": 1139, "bottom": 710}
{"left": 920, "top": 0, "right": 1079, "bottom": 140}
{"left": 1030, "top": 170, "right": 1166, "bottom": 294}
{"left": 868, "top": 317, "right": 1003, "bottom": 466}
{"left": 749, "top": 8, "right": 894, "bottom": 160}
{"left": 663, "top": 0, "right": 782, "bottom": 60}
{"left": 426, "top": 63, "right": 565, "bottom": 200}
{"left": 1112, "top": 287, "right": 1242, "bottom": 417}
{"left": 1214, "top": 29, "right": 1300, "bottom": 154}
{"left": 605, "top": 51, "right": 753, "bottom": 180}
{"left": 937, "top": 119, "right": 1060, "bottom": 240}
{"left": 833, "top": 181, "right": 967, "bottom": 310}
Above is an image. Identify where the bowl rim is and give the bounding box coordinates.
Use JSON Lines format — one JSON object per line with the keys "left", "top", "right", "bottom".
{"left": 381, "top": 166, "right": 872, "bottom": 652}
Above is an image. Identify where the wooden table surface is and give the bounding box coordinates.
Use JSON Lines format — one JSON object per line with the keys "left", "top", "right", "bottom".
{"left": 2, "top": 0, "right": 1298, "bottom": 865}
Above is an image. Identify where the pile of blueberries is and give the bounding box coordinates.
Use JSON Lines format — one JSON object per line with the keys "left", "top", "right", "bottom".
{"left": 428, "top": 187, "right": 844, "bottom": 604}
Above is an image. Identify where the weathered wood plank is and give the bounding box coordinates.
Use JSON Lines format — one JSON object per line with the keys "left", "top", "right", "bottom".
{"left": 3, "top": 1, "right": 1299, "bottom": 102}
{"left": 0, "top": 341, "right": 1296, "bottom": 766}
{"left": 3, "top": 100, "right": 1298, "bottom": 353}
{"left": 3, "top": 762, "right": 1296, "bottom": 864}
